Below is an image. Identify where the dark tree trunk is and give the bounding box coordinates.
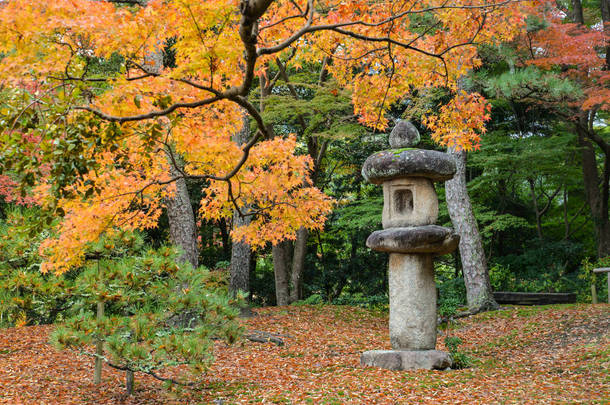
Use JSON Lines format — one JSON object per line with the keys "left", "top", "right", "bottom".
{"left": 445, "top": 148, "right": 498, "bottom": 311}
{"left": 602, "top": 0, "right": 610, "bottom": 24}
{"left": 570, "top": 5, "right": 610, "bottom": 257}
{"left": 577, "top": 126, "right": 610, "bottom": 257}
{"left": 125, "top": 370, "right": 134, "bottom": 396}
{"left": 166, "top": 164, "right": 199, "bottom": 268}
{"left": 572, "top": 0, "right": 584, "bottom": 24}
{"left": 273, "top": 240, "right": 292, "bottom": 306}
{"left": 289, "top": 227, "right": 308, "bottom": 303}
{"left": 528, "top": 178, "right": 545, "bottom": 240}
{"left": 230, "top": 114, "right": 253, "bottom": 296}
{"left": 527, "top": 178, "right": 561, "bottom": 241}
{"left": 600, "top": 0, "right": 610, "bottom": 68}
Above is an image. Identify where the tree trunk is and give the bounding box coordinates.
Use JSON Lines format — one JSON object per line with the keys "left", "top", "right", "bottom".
{"left": 273, "top": 240, "right": 291, "bottom": 306}
{"left": 568, "top": 2, "right": 610, "bottom": 257}
{"left": 229, "top": 114, "right": 253, "bottom": 296}
{"left": 572, "top": 0, "right": 584, "bottom": 24}
{"left": 94, "top": 260, "right": 104, "bottom": 385}
{"left": 125, "top": 370, "right": 134, "bottom": 396}
{"left": 600, "top": 0, "right": 610, "bottom": 68}
{"left": 258, "top": 69, "right": 292, "bottom": 305}
{"left": 445, "top": 148, "right": 498, "bottom": 311}
{"left": 289, "top": 227, "right": 308, "bottom": 303}
{"left": 268, "top": 58, "right": 331, "bottom": 305}
{"left": 145, "top": 41, "right": 199, "bottom": 268}
{"left": 577, "top": 128, "right": 610, "bottom": 257}
{"left": 166, "top": 164, "right": 199, "bottom": 268}
{"left": 230, "top": 218, "right": 251, "bottom": 295}
{"left": 527, "top": 178, "right": 545, "bottom": 240}
{"left": 596, "top": 221, "right": 610, "bottom": 257}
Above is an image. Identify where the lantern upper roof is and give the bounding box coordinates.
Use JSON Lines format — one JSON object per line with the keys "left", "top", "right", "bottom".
{"left": 362, "top": 148, "right": 456, "bottom": 184}
{"left": 362, "top": 122, "right": 456, "bottom": 184}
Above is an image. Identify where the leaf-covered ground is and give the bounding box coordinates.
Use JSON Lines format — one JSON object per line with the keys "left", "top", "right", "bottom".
{"left": 1, "top": 304, "right": 608, "bottom": 404}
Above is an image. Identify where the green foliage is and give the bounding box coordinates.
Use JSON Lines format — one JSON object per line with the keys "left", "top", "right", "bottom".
{"left": 0, "top": 207, "right": 76, "bottom": 327}
{"left": 260, "top": 68, "right": 366, "bottom": 141}
{"left": 444, "top": 336, "right": 473, "bottom": 369}
{"left": 435, "top": 263, "right": 466, "bottom": 318}
{"left": 296, "top": 132, "right": 388, "bottom": 303}
{"left": 525, "top": 13, "right": 549, "bottom": 33}
{"left": 483, "top": 66, "right": 580, "bottom": 103}
{"left": 466, "top": 42, "right": 597, "bottom": 281}
{"left": 494, "top": 239, "right": 586, "bottom": 294}
{"left": 51, "top": 243, "right": 243, "bottom": 386}
{"left": 332, "top": 197, "right": 383, "bottom": 232}
{"left": 292, "top": 294, "right": 324, "bottom": 306}
{"left": 332, "top": 293, "right": 388, "bottom": 310}
{"left": 251, "top": 256, "right": 277, "bottom": 306}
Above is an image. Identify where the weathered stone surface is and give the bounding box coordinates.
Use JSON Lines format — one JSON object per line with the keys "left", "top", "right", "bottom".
{"left": 360, "top": 135, "right": 460, "bottom": 369}
{"left": 389, "top": 120, "right": 421, "bottom": 148}
{"left": 388, "top": 253, "right": 437, "bottom": 349}
{"left": 361, "top": 350, "right": 452, "bottom": 370}
{"left": 367, "top": 225, "right": 459, "bottom": 255}
{"left": 362, "top": 149, "right": 456, "bottom": 184}
{"left": 382, "top": 178, "right": 438, "bottom": 228}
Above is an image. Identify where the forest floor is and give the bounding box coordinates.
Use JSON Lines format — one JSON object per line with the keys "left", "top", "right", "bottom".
{"left": 0, "top": 303, "right": 608, "bottom": 404}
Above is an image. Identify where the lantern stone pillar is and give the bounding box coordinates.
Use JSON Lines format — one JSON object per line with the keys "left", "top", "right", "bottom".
{"left": 360, "top": 121, "right": 459, "bottom": 370}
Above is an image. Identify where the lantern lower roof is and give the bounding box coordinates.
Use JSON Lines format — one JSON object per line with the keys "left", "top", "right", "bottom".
{"left": 362, "top": 149, "right": 456, "bottom": 184}
{"left": 366, "top": 225, "right": 459, "bottom": 255}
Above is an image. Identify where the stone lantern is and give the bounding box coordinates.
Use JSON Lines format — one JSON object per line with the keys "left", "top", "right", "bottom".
{"left": 360, "top": 121, "right": 459, "bottom": 370}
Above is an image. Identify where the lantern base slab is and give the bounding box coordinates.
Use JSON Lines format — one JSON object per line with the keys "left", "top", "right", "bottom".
{"left": 361, "top": 349, "right": 452, "bottom": 370}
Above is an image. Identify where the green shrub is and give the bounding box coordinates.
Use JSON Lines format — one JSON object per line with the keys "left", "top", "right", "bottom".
{"left": 492, "top": 239, "right": 586, "bottom": 295}
{"left": 51, "top": 244, "right": 244, "bottom": 390}
{"left": 435, "top": 263, "right": 467, "bottom": 317}
{"left": 444, "top": 336, "right": 473, "bottom": 369}
{"left": 292, "top": 294, "right": 324, "bottom": 306}
{"left": 438, "top": 296, "right": 463, "bottom": 318}
{"left": 332, "top": 292, "right": 388, "bottom": 309}
{"left": 0, "top": 268, "right": 76, "bottom": 327}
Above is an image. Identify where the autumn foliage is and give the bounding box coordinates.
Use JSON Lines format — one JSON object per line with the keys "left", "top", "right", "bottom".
{"left": 523, "top": 6, "right": 610, "bottom": 112}
{"left": 0, "top": 0, "right": 532, "bottom": 273}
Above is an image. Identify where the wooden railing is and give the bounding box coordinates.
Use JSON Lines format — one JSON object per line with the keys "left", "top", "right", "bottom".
{"left": 592, "top": 267, "right": 610, "bottom": 304}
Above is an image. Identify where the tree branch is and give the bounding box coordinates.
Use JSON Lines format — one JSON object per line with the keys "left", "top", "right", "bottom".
{"left": 75, "top": 96, "right": 222, "bottom": 123}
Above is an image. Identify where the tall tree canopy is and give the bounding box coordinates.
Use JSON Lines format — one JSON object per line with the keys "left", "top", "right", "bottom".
{"left": 0, "top": 0, "right": 531, "bottom": 273}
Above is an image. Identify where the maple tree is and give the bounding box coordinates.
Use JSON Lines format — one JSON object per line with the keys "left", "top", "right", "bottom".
{"left": 0, "top": 0, "right": 531, "bottom": 274}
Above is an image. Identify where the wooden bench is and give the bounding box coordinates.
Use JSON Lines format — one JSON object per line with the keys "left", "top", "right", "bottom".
{"left": 592, "top": 267, "right": 610, "bottom": 304}
{"left": 493, "top": 291, "right": 576, "bottom": 306}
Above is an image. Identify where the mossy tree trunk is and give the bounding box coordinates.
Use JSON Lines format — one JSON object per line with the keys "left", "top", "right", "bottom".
{"left": 445, "top": 148, "right": 498, "bottom": 311}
